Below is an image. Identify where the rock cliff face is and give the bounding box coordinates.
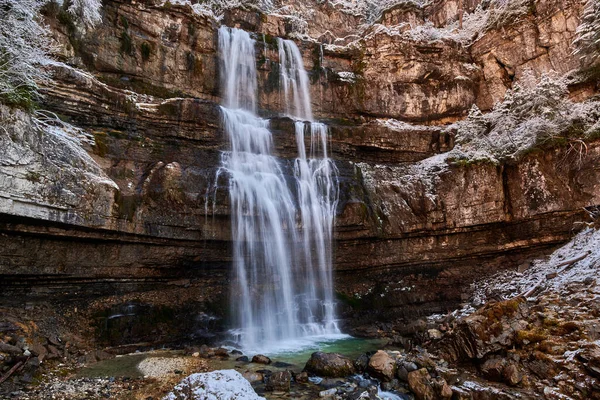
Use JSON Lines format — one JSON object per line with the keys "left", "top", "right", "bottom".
{"left": 0, "top": 0, "right": 599, "bottom": 344}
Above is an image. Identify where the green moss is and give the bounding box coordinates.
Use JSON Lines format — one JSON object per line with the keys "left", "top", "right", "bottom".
{"left": 120, "top": 30, "right": 133, "bottom": 55}
{"left": 336, "top": 291, "right": 364, "bottom": 309}
{"left": 263, "top": 33, "right": 278, "bottom": 48}
{"left": 448, "top": 156, "right": 497, "bottom": 168}
{"left": 120, "top": 15, "right": 129, "bottom": 30}
{"left": 93, "top": 132, "right": 109, "bottom": 157}
{"left": 0, "top": 85, "right": 36, "bottom": 110}
{"left": 57, "top": 8, "right": 76, "bottom": 35}
{"left": 25, "top": 171, "right": 42, "bottom": 183}
{"left": 188, "top": 22, "right": 196, "bottom": 37}
{"left": 141, "top": 42, "right": 151, "bottom": 61}
{"left": 264, "top": 61, "right": 280, "bottom": 93}
{"left": 186, "top": 51, "right": 196, "bottom": 72}
{"left": 114, "top": 193, "right": 139, "bottom": 222}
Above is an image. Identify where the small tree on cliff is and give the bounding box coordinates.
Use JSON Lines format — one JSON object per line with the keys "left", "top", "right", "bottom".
{"left": 0, "top": 0, "right": 51, "bottom": 108}
{"left": 56, "top": 0, "right": 102, "bottom": 28}
{"left": 574, "top": 0, "right": 600, "bottom": 65}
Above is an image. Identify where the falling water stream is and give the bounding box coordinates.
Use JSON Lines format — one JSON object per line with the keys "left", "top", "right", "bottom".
{"left": 218, "top": 27, "right": 344, "bottom": 353}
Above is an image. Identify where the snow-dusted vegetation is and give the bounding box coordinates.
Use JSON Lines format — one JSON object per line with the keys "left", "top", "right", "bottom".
{"left": 327, "top": 0, "right": 424, "bottom": 23}
{"left": 56, "top": 0, "right": 103, "bottom": 28}
{"left": 446, "top": 74, "right": 600, "bottom": 164}
{"left": 471, "top": 224, "right": 600, "bottom": 304}
{"left": 164, "top": 0, "right": 275, "bottom": 21}
{"left": 0, "top": 0, "right": 51, "bottom": 108}
{"left": 0, "top": 0, "right": 102, "bottom": 108}
{"left": 574, "top": 0, "right": 600, "bottom": 65}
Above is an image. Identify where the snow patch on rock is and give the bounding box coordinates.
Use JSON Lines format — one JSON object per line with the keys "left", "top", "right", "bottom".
{"left": 163, "top": 370, "right": 265, "bottom": 400}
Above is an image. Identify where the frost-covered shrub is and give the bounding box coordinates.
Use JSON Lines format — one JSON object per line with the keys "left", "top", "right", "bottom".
{"left": 368, "top": 0, "right": 534, "bottom": 46}
{"left": 573, "top": 0, "right": 600, "bottom": 65}
{"left": 449, "top": 75, "right": 600, "bottom": 163}
{"left": 327, "top": 0, "right": 423, "bottom": 23}
{"left": 164, "top": 0, "right": 274, "bottom": 21}
{"left": 483, "top": 0, "right": 534, "bottom": 31}
{"left": 0, "top": 0, "right": 51, "bottom": 108}
{"left": 0, "top": 0, "right": 103, "bottom": 108}
{"left": 54, "top": 0, "right": 102, "bottom": 28}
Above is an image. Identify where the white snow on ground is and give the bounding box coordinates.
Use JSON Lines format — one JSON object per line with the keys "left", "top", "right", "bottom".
{"left": 337, "top": 71, "right": 358, "bottom": 83}
{"left": 374, "top": 118, "right": 435, "bottom": 132}
{"left": 472, "top": 226, "right": 600, "bottom": 305}
{"left": 163, "top": 370, "right": 265, "bottom": 400}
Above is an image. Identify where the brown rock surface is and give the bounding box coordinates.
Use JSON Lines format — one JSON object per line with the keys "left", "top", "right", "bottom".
{"left": 304, "top": 352, "right": 356, "bottom": 377}
{"left": 367, "top": 350, "right": 397, "bottom": 381}
{"left": 0, "top": 0, "right": 599, "bottom": 358}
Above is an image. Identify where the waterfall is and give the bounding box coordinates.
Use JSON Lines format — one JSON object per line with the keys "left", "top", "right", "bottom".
{"left": 218, "top": 26, "right": 340, "bottom": 352}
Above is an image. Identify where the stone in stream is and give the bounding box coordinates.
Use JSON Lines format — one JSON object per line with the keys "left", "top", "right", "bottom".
{"left": 294, "top": 371, "right": 309, "bottom": 383}
{"left": 252, "top": 354, "right": 271, "bottom": 364}
{"left": 242, "top": 371, "right": 264, "bottom": 383}
{"left": 264, "top": 370, "right": 291, "bottom": 391}
{"left": 354, "top": 353, "right": 370, "bottom": 373}
{"left": 215, "top": 347, "right": 230, "bottom": 358}
{"left": 367, "top": 350, "right": 396, "bottom": 381}
{"left": 272, "top": 361, "right": 293, "bottom": 368}
{"left": 304, "top": 352, "right": 356, "bottom": 377}
{"left": 236, "top": 355, "right": 249, "bottom": 362}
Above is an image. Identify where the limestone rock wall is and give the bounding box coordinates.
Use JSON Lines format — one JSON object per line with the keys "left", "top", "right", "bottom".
{"left": 0, "top": 0, "right": 598, "bottom": 343}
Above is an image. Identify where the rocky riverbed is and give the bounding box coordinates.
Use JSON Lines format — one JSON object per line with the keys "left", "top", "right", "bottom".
{"left": 3, "top": 227, "right": 600, "bottom": 399}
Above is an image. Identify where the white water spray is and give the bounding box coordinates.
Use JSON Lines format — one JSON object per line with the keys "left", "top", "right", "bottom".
{"left": 219, "top": 27, "right": 341, "bottom": 352}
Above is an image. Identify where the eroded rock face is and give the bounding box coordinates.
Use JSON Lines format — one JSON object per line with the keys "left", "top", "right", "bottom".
{"left": 473, "top": 0, "right": 585, "bottom": 110}
{"left": 0, "top": 0, "right": 599, "bottom": 350}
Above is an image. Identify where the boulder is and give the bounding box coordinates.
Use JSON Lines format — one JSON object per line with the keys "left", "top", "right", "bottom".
{"left": 294, "top": 371, "right": 309, "bottom": 383}
{"left": 0, "top": 342, "right": 22, "bottom": 355}
{"left": 407, "top": 368, "right": 435, "bottom": 400}
{"left": 264, "top": 370, "right": 291, "bottom": 392}
{"left": 503, "top": 363, "right": 523, "bottom": 386}
{"left": 304, "top": 352, "right": 356, "bottom": 378}
{"left": 215, "top": 348, "right": 230, "bottom": 358}
{"left": 251, "top": 354, "right": 271, "bottom": 365}
{"left": 367, "top": 350, "right": 396, "bottom": 381}
{"left": 164, "top": 369, "right": 265, "bottom": 400}
{"left": 480, "top": 357, "right": 508, "bottom": 381}
{"left": 242, "top": 371, "right": 264, "bottom": 383}
{"left": 354, "top": 353, "right": 370, "bottom": 373}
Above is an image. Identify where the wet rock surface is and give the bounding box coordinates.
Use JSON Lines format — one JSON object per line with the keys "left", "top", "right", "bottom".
{"left": 304, "top": 352, "right": 356, "bottom": 378}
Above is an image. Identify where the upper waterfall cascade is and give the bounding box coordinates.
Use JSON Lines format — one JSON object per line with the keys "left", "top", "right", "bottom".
{"left": 218, "top": 26, "right": 341, "bottom": 352}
